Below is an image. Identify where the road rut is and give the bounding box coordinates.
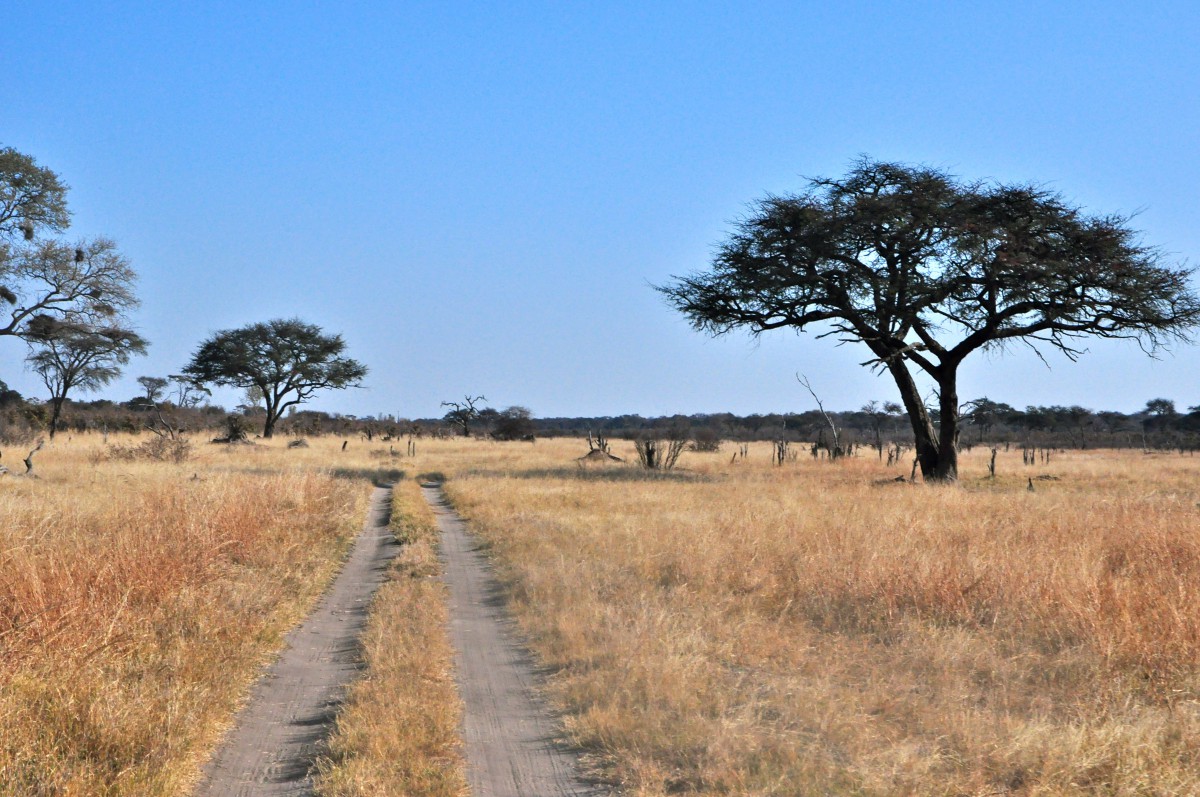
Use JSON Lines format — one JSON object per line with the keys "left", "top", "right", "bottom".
{"left": 194, "top": 485, "right": 399, "bottom": 797}
{"left": 423, "top": 484, "right": 608, "bottom": 797}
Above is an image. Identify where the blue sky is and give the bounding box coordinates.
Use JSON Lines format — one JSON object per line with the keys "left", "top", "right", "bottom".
{"left": 3, "top": 2, "right": 1198, "bottom": 418}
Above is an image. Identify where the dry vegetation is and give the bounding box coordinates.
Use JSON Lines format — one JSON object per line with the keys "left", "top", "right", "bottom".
{"left": 315, "top": 478, "right": 467, "bottom": 796}
{"left": 0, "top": 433, "right": 457, "bottom": 796}
{"left": 5, "top": 431, "right": 1199, "bottom": 796}
{"left": 407, "top": 438, "right": 1200, "bottom": 796}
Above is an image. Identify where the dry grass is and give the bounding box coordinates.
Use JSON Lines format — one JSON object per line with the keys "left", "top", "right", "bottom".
{"left": 315, "top": 478, "right": 467, "bottom": 797}
{"left": 0, "top": 433, "right": 377, "bottom": 795}
{"left": 406, "top": 438, "right": 1200, "bottom": 795}
{"left": 7, "top": 431, "right": 1199, "bottom": 795}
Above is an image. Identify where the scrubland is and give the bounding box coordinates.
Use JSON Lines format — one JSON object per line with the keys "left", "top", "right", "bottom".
{"left": 413, "top": 438, "right": 1200, "bottom": 796}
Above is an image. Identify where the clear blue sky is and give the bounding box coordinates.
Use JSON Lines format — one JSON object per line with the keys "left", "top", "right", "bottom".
{"left": 3, "top": 2, "right": 1198, "bottom": 418}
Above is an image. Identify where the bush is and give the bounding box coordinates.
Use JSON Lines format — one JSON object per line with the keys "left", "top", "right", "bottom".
{"left": 691, "top": 428, "right": 722, "bottom": 452}
{"left": 106, "top": 436, "right": 193, "bottom": 463}
{"left": 634, "top": 436, "right": 686, "bottom": 470}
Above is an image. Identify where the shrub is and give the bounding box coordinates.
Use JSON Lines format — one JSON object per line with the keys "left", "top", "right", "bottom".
{"left": 106, "top": 436, "right": 193, "bottom": 463}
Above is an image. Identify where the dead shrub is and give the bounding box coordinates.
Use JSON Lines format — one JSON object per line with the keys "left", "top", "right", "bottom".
{"left": 106, "top": 436, "right": 193, "bottom": 463}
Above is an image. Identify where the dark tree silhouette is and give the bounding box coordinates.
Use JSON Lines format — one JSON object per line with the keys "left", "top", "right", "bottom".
{"left": 441, "top": 395, "right": 487, "bottom": 437}
{"left": 492, "top": 406, "right": 535, "bottom": 441}
{"left": 660, "top": 158, "right": 1200, "bottom": 481}
{"left": 26, "top": 320, "right": 147, "bottom": 438}
{"left": 183, "top": 318, "right": 367, "bottom": 438}
{"left": 1144, "top": 398, "right": 1177, "bottom": 417}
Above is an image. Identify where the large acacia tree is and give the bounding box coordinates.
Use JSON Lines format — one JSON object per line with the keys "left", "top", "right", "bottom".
{"left": 660, "top": 159, "right": 1200, "bottom": 481}
{"left": 183, "top": 318, "right": 367, "bottom": 438}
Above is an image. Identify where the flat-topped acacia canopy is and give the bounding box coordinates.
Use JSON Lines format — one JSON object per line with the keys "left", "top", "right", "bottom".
{"left": 660, "top": 158, "right": 1200, "bottom": 481}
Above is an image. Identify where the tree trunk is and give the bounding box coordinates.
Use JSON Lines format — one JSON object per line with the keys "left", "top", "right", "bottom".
{"left": 933, "top": 374, "right": 959, "bottom": 482}
{"left": 48, "top": 397, "right": 65, "bottom": 440}
{"left": 886, "top": 362, "right": 940, "bottom": 480}
{"left": 262, "top": 394, "right": 277, "bottom": 438}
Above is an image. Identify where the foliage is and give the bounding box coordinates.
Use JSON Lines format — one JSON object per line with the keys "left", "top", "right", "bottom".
{"left": 168, "top": 373, "right": 211, "bottom": 408}
{"left": 660, "top": 158, "right": 1200, "bottom": 480}
{"left": 26, "top": 320, "right": 147, "bottom": 437}
{"left": 136, "top": 376, "right": 168, "bottom": 404}
{"left": 690, "top": 427, "right": 721, "bottom": 452}
{"left": 0, "top": 146, "right": 69, "bottom": 248}
{"left": 491, "top": 406, "right": 535, "bottom": 441}
{"left": 183, "top": 318, "right": 367, "bottom": 438}
{"left": 1, "top": 236, "right": 139, "bottom": 344}
{"left": 1144, "top": 397, "right": 1176, "bottom": 416}
{"left": 105, "top": 435, "right": 192, "bottom": 463}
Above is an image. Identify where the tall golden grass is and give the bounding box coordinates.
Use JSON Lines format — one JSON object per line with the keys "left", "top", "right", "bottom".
{"left": 0, "top": 434, "right": 369, "bottom": 795}
{"left": 411, "top": 438, "right": 1200, "bottom": 795}
{"left": 7, "top": 431, "right": 1199, "bottom": 795}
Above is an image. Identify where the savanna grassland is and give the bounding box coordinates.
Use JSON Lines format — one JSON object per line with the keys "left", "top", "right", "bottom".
{"left": 410, "top": 437, "right": 1200, "bottom": 796}
{"left": 4, "top": 432, "right": 1200, "bottom": 796}
{"left": 0, "top": 433, "right": 463, "bottom": 797}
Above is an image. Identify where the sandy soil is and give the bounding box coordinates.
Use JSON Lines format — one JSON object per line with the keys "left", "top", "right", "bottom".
{"left": 193, "top": 485, "right": 399, "bottom": 797}
{"left": 423, "top": 485, "right": 609, "bottom": 797}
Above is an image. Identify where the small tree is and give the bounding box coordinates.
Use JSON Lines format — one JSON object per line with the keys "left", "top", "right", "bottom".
{"left": 182, "top": 318, "right": 367, "bottom": 438}
{"left": 441, "top": 395, "right": 487, "bottom": 437}
{"left": 136, "top": 376, "right": 169, "bottom": 405}
{"left": 1144, "top": 398, "right": 1177, "bottom": 417}
{"left": 167, "top": 374, "right": 210, "bottom": 409}
{"left": 660, "top": 158, "right": 1200, "bottom": 481}
{"left": 26, "top": 320, "right": 147, "bottom": 438}
{"left": 492, "top": 406, "right": 535, "bottom": 440}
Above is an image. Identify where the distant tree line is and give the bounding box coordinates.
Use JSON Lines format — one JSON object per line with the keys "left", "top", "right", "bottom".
{"left": 4, "top": 377, "right": 1198, "bottom": 453}
{"left": 521, "top": 399, "right": 1200, "bottom": 452}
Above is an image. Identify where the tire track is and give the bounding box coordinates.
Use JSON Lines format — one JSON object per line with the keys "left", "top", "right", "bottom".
{"left": 194, "top": 485, "right": 399, "bottom": 797}
{"left": 423, "top": 484, "right": 608, "bottom": 797}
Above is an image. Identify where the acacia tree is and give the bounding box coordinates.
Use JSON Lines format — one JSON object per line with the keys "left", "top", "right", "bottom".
{"left": 26, "top": 320, "right": 147, "bottom": 438}
{"left": 136, "top": 376, "right": 169, "bottom": 405}
{"left": 167, "top": 373, "right": 211, "bottom": 409}
{"left": 441, "top": 395, "right": 487, "bottom": 437}
{"left": 660, "top": 159, "right": 1200, "bottom": 481}
{"left": 1, "top": 237, "right": 139, "bottom": 347}
{"left": 183, "top": 318, "right": 368, "bottom": 438}
{"left": 1, "top": 150, "right": 139, "bottom": 390}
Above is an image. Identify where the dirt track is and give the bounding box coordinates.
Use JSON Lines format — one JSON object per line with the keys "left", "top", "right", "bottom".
{"left": 193, "top": 485, "right": 398, "bottom": 797}
{"left": 423, "top": 484, "right": 608, "bottom": 797}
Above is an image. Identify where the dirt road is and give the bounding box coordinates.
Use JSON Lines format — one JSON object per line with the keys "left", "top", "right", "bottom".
{"left": 194, "top": 485, "right": 399, "bottom": 797}
{"left": 423, "top": 485, "right": 608, "bottom": 797}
